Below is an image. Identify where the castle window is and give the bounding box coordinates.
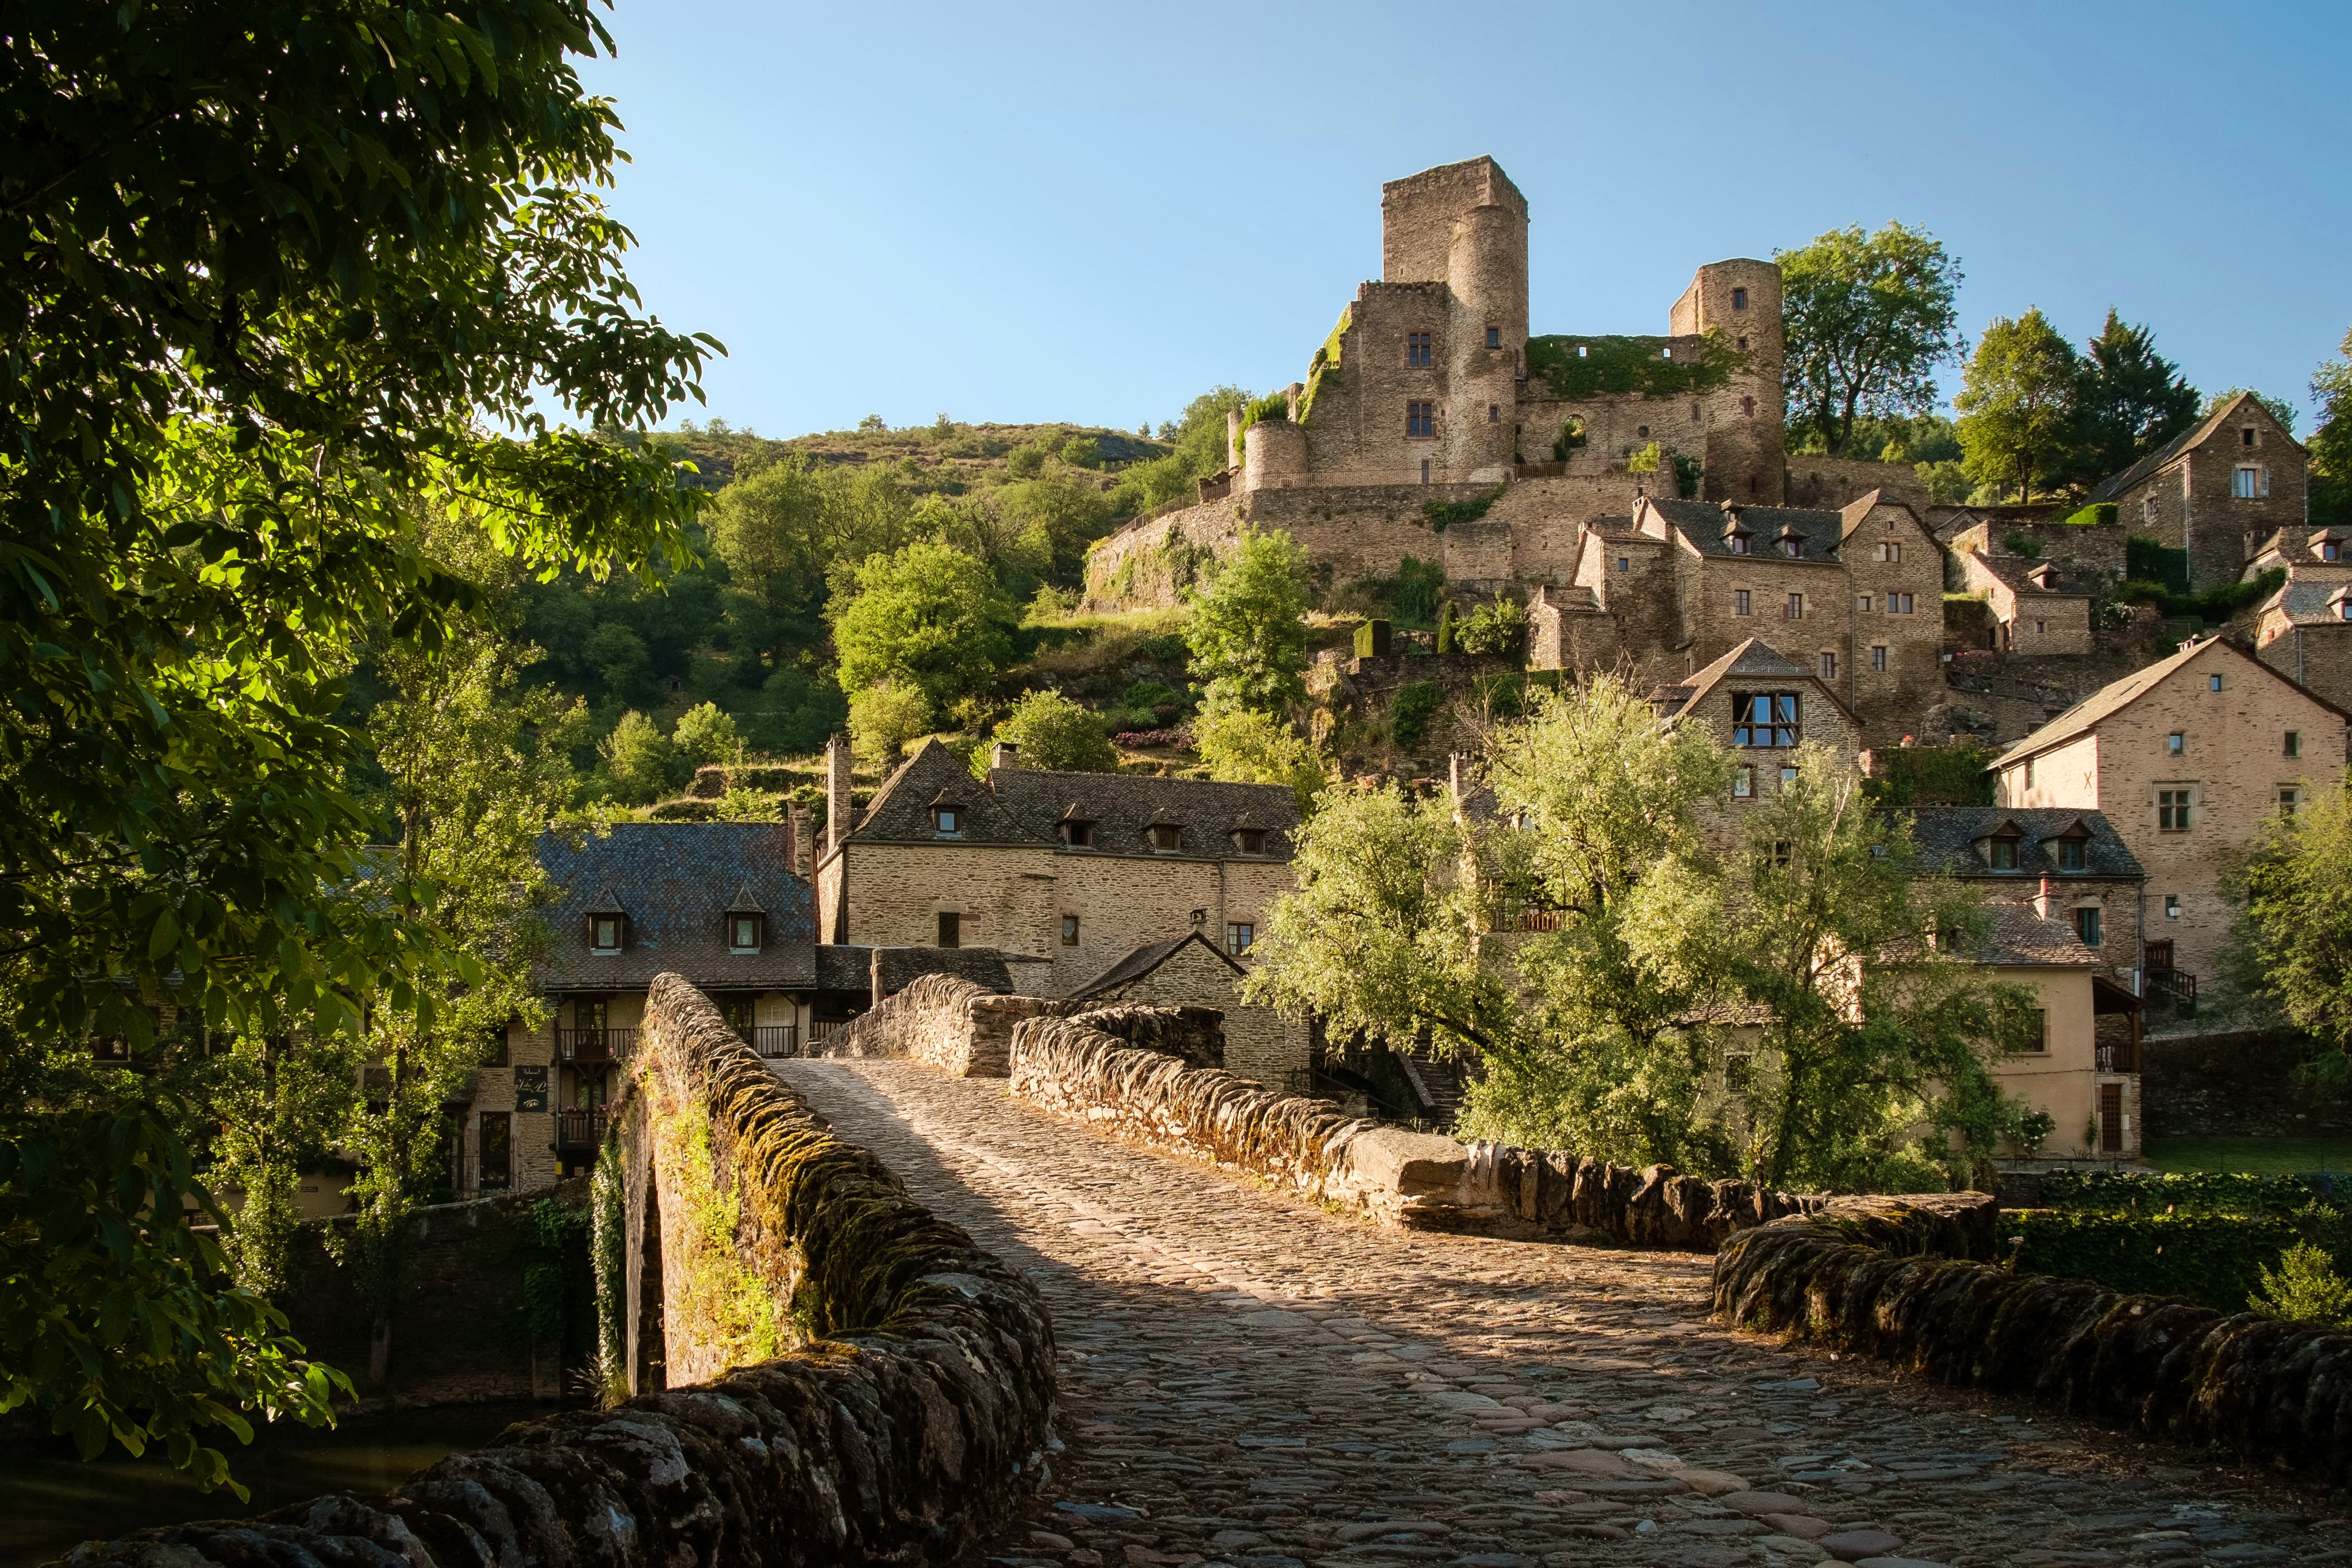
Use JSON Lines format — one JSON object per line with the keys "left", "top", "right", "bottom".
{"left": 1732, "top": 287, "right": 1748, "bottom": 310}
{"left": 1421, "top": 459, "right": 1431, "bottom": 485}
{"left": 2036, "top": 620, "right": 2047, "bottom": 635}
{"left": 1406, "top": 332, "right": 1432, "bottom": 367}
{"left": 1617, "top": 556, "right": 1630, "bottom": 572}
{"left": 1769, "top": 839, "right": 1793, "bottom": 867}
{"left": 1857, "top": 594, "right": 1873, "bottom": 613}
{"left": 1148, "top": 822, "right": 1183, "bottom": 852}
{"left": 1732, "top": 765, "right": 1754, "bottom": 799}
{"left": 1886, "top": 593, "right": 1916, "bottom": 614}
{"left": 1778, "top": 767, "right": 1798, "bottom": 790}
{"left": 1741, "top": 396, "right": 1756, "bottom": 417}
{"left": 1225, "top": 922, "right": 1255, "bottom": 957}
{"left": 1871, "top": 644, "right": 1887, "bottom": 671}
{"left": 2233, "top": 465, "right": 2266, "bottom": 499}
{"left": 1407, "top": 402, "right": 1435, "bottom": 438}
{"left": 937, "top": 912, "right": 961, "bottom": 947}
{"left": 1819, "top": 651, "right": 1837, "bottom": 680}
{"left": 2280, "top": 786, "right": 2302, "bottom": 815}
{"left": 1691, "top": 402, "right": 1701, "bottom": 422}
{"left": 2209, "top": 673, "right": 2223, "bottom": 691}
{"left": 2075, "top": 906, "right": 2101, "bottom": 946}
{"left": 1061, "top": 915, "right": 1080, "bottom": 947}
{"left": 2165, "top": 894, "right": 2180, "bottom": 919}
{"left": 1737, "top": 338, "right": 1750, "bottom": 352}
{"left": 1488, "top": 403, "right": 1500, "bottom": 423}
{"left": 1876, "top": 540, "right": 1902, "bottom": 563}
{"left": 2159, "top": 788, "right": 2192, "bottom": 831}
{"left": 2143, "top": 494, "right": 2158, "bottom": 523}
{"left": 1733, "top": 693, "right": 1800, "bottom": 747}
{"left": 2286, "top": 731, "right": 2301, "bottom": 758}
{"left": 1636, "top": 424, "right": 1650, "bottom": 439}
{"left": 1734, "top": 589, "right": 1751, "bottom": 615}
{"left": 1231, "top": 827, "right": 1266, "bottom": 854}
{"left": 1485, "top": 327, "right": 1500, "bottom": 349}
{"left": 2027, "top": 1008, "right": 2048, "bottom": 1052}
{"left": 1785, "top": 592, "right": 1803, "bottom": 619}
{"left": 2242, "top": 426, "right": 2256, "bottom": 446}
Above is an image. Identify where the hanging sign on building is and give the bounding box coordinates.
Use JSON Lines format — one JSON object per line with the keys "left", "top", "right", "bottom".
{"left": 513, "top": 1065, "right": 549, "bottom": 1113}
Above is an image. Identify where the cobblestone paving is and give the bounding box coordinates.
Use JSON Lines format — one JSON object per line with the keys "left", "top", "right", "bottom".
{"left": 774, "top": 1061, "right": 2347, "bottom": 1568}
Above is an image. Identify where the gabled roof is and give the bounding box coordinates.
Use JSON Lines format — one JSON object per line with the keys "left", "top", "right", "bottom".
{"left": 1071, "top": 930, "right": 1246, "bottom": 1000}
{"left": 2089, "top": 391, "right": 2308, "bottom": 502}
{"left": 1975, "top": 901, "right": 2103, "bottom": 967}
{"left": 839, "top": 741, "right": 1300, "bottom": 861}
{"left": 1992, "top": 635, "right": 2352, "bottom": 767}
{"left": 537, "top": 823, "right": 816, "bottom": 991}
{"left": 1835, "top": 488, "right": 1929, "bottom": 543}
{"left": 1965, "top": 549, "right": 2094, "bottom": 599}
{"left": 2262, "top": 577, "right": 2352, "bottom": 626}
{"left": 1652, "top": 637, "right": 1859, "bottom": 729}
{"left": 1641, "top": 497, "right": 1847, "bottom": 562}
{"left": 1908, "top": 808, "right": 2145, "bottom": 879}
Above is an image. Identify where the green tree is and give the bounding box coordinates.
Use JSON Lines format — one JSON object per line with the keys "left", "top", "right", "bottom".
{"left": 2312, "top": 327, "right": 2352, "bottom": 527}
{"left": 1956, "top": 309, "right": 2081, "bottom": 502}
{"left": 829, "top": 540, "right": 1018, "bottom": 716}
{"left": 672, "top": 702, "right": 742, "bottom": 769}
{"left": 599, "top": 711, "right": 677, "bottom": 803}
{"left": 2226, "top": 773, "right": 2352, "bottom": 1088}
{"left": 1778, "top": 223, "right": 1965, "bottom": 456}
{"left": 1108, "top": 387, "right": 1253, "bottom": 515}
{"left": 2072, "top": 310, "right": 2200, "bottom": 484}
{"left": 1193, "top": 708, "right": 1329, "bottom": 815}
{"left": 1722, "top": 745, "right": 2046, "bottom": 1189}
{"left": 993, "top": 689, "right": 1119, "bottom": 774}
{"left": 1184, "top": 528, "right": 1312, "bottom": 714}
{"left": 0, "top": 0, "right": 709, "bottom": 1481}
{"left": 848, "top": 681, "right": 936, "bottom": 766}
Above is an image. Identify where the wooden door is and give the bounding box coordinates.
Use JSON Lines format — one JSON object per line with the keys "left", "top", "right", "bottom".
{"left": 2099, "top": 1084, "right": 2123, "bottom": 1154}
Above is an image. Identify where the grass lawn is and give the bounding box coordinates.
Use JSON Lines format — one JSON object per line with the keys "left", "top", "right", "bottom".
{"left": 2141, "top": 1135, "right": 2352, "bottom": 1175}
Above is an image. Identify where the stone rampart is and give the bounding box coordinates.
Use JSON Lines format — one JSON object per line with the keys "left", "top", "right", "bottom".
{"left": 1009, "top": 1016, "right": 1832, "bottom": 1245}
{"left": 1712, "top": 1195, "right": 2352, "bottom": 1489}
{"left": 67, "top": 974, "right": 1057, "bottom": 1568}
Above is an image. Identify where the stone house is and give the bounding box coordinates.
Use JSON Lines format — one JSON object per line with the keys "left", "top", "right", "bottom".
{"left": 1534, "top": 491, "right": 1944, "bottom": 747}
{"left": 1908, "top": 808, "right": 2147, "bottom": 986}
{"left": 1951, "top": 545, "right": 2095, "bottom": 655}
{"left": 1990, "top": 636, "right": 2351, "bottom": 1019}
{"left": 1647, "top": 637, "right": 1864, "bottom": 802}
{"left": 2088, "top": 391, "right": 2309, "bottom": 591}
{"left": 2245, "top": 525, "right": 2352, "bottom": 713}
{"left": 1069, "top": 931, "right": 1298, "bottom": 1091}
{"left": 1966, "top": 903, "right": 2145, "bottom": 1161}
{"left": 814, "top": 738, "right": 1310, "bottom": 1083}
{"left": 475, "top": 823, "right": 824, "bottom": 1193}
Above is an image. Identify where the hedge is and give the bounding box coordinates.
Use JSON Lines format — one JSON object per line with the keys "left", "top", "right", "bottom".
{"left": 2012, "top": 1209, "right": 2301, "bottom": 1313}
{"left": 2060, "top": 501, "right": 2117, "bottom": 527}
{"left": 2039, "top": 1168, "right": 2333, "bottom": 1214}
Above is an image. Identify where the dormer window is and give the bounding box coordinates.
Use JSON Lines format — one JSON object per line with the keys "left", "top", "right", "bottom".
{"left": 929, "top": 791, "right": 963, "bottom": 838}
{"left": 1231, "top": 827, "right": 1266, "bottom": 855}
{"left": 1148, "top": 822, "right": 1183, "bottom": 852}
{"left": 729, "top": 914, "right": 761, "bottom": 951}
{"left": 2324, "top": 541, "right": 2343, "bottom": 562}
{"left": 590, "top": 914, "right": 625, "bottom": 953}
{"left": 1732, "top": 693, "right": 1800, "bottom": 748}
{"left": 2055, "top": 833, "right": 2089, "bottom": 872}
{"left": 1058, "top": 818, "right": 1095, "bottom": 848}
{"left": 1726, "top": 531, "right": 1751, "bottom": 555}
{"left": 1779, "top": 533, "right": 1803, "bottom": 558}
{"left": 1986, "top": 832, "right": 2021, "bottom": 871}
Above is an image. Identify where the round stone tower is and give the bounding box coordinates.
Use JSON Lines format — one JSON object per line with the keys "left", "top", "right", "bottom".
{"left": 1446, "top": 199, "right": 1527, "bottom": 481}
{"left": 1242, "top": 419, "right": 1309, "bottom": 492}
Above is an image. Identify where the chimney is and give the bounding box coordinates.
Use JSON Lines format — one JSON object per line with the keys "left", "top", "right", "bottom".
{"left": 825, "top": 734, "right": 854, "bottom": 854}
{"left": 786, "top": 801, "right": 808, "bottom": 877}
{"left": 1226, "top": 405, "right": 1244, "bottom": 470}
{"left": 990, "top": 741, "right": 1019, "bottom": 772}
{"left": 2036, "top": 876, "right": 2052, "bottom": 921}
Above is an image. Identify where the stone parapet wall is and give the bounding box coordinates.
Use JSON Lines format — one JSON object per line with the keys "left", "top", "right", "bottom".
{"left": 1712, "top": 1194, "right": 2352, "bottom": 1489}
{"left": 68, "top": 973, "right": 1057, "bottom": 1568}
{"left": 1009, "top": 1017, "right": 1829, "bottom": 1246}
{"left": 815, "top": 970, "right": 1015, "bottom": 1075}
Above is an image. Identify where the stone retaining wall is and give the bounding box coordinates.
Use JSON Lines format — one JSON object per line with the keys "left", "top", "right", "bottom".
{"left": 1712, "top": 1196, "right": 2352, "bottom": 1488}
{"left": 1009, "top": 1015, "right": 1829, "bottom": 1245}
{"left": 66, "top": 974, "right": 1057, "bottom": 1568}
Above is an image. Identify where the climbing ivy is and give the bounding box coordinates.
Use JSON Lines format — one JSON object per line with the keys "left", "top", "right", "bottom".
{"left": 1390, "top": 681, "right": 1447, "bottom": 751}
{"left": 1423, "top": 486, "right": 1506, "bottom": 533}
{"left": 663, "top": 1115, "right": 785, "bottom": 1372}
{"left": 1296, "top": 307, "right": 1351, "bottom": 426}
{"left": 1526, "top": 330, "right": 1743, "bottom": 400}
{"left": 590, "top": 1139, "right": 629, "bottom": 1405}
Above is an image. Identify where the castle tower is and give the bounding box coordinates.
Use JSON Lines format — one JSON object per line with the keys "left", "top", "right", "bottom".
{"left": 1382, "top": 157, "right": 1528, "bottom": 483}
{"left": 1671, "top": 259, "right": 1786, "bottom": 503}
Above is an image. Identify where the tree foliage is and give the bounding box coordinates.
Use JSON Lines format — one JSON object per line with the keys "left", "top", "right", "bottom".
{"left": 0, "top": 0, "right": 709, "bottom": 1477}
{"left": 2313, "top": 327, "right": 2352, "bottom": 528}
{"left": 993, "top": 689, "right": 1119, "bottom": 774}
{"left": 1778, "top": 223, "right": 1965, "bottom": 457}
{"left": 1184, "top": 528, "right": 1311, "bottom": 715}
{"left": 2226, "top": 773, "right": 2352, "bottom": 1088}
{"left": 1193, "top": 708, "right": 1329, "bottom": 815}
{"left": 2072, "top": 310, "right": 2200, "bottom": 485}
{"left": 1956, "top": 309, "right": 2079, "bottom": 502}
{"left": 830, "top": 539, "right": 1018, "bottom": 717}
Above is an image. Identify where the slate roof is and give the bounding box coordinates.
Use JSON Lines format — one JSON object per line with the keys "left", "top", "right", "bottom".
{"left": 536, "top": 823, "right": 815, "bottom": 991}
{"left": 2089, "top": 391, "right": 2306, "bottom": 502}
{"left": 814, "top": 944, "right": 875, "bottom": 995}
{"left": 1974, "top": 902, "right": 2103, "bottom": 967}
{"left": 1643, "top": 497, "right": 1848, "bottom": 562}
{"left": 2259, "top": 577, "right": 2352, "bottom": 626}
{"left": 1908, "top": 808, "right": 2145, "bottom": 880}
{"left": 1967, "top": 550, "right": 2093, "bottom": 599}
{"left": 1992, "top": 635, "right": 2352, "bottom": 767}
{"left": 841, "top": 739, "right": 1300, "bottom": 861}
{"left": 1650, "top": 637, "right": 1859, "bottom": 729}
{"left": 1071, "top": 931, "right": 1244, "bottom": 1000}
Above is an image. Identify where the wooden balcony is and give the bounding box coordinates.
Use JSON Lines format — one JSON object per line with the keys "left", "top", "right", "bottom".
{"left": 558, "top": 1027, "right": 637, "bottom": 1062}
{"left": 556, "top": 1109, "right": 610, "bottom": 1151}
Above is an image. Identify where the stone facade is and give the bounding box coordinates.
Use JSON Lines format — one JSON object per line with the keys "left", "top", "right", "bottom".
{"left": 1650, "top": 638, "right": 1866, "bottom": 799}
{"left": 2246, "top": 525, "right": 2352, "bottom": 714}
{"left": 2089, "top": 391, "right": 2310, "bottom": 590}
{"left": 1952, "top": 546, "right": 2095, "bottom": 656}
{"left": 816, "top": 738, "right": 1297, "bottom": 1000}
{"left": 1992, "top": 636, "right": 2352, "bottom": 1007}
{"left": 1069, "top": 929, "right": 1309, "bottom": 1090}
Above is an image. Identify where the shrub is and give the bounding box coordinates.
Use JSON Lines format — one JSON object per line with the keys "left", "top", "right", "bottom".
{"left": 1862, "top": 742, "right": 1994, "bottom": 808}
{"left": 2013, "top": 1208, "right": 2301, "bottom": 1313}
{"left": 2126, "top": 535, "right": 2191, "bottom": 593}
{"left": 1434, "top": 601, "right": 1455, "bottom": 654}
{"left": 1389, "top": 681, "right": 1446, "bottom": 752}
{"left": 1550, "top": 417, "right": 1587, "bottom": 462}
{"left": 2250, "top": 1241, "right": 2352, "bottom": 1327}
{"left": 672, "top": 702, "right": 741, "bottom": 769}
{"left": 1193, "top": 707, "right": 1325, "bottom": 813}
{"left": 2039, "top": 1168, "right": 2327, "bottom": 1213}
{"left": 2061, "top": 501, "right": 2117, "bottom": 527}
{"left": 847, "top": 681, "right": 933, "bottom": 765}
{"left": 1455, "top": 597, "right": 1526, "bottom": 659}
{"left": 1625, "top": 441, "right": 1663, "bottom": 474}
{"left": 1393, "top": 557, "right": 1446, "bottom": 627}
{"left": 598, "top": 710, "right": 676, "bottom": 803}
{"left": 993, "top": 688, "right": 1118, "bottom": 774}
{"left": 2001, "top": 529, "right": 2039, "bottom": 558}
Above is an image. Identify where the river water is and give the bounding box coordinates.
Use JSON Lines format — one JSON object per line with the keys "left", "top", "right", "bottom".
{"left": 0, "top": 1402, "right": 570, "bottom": 1567}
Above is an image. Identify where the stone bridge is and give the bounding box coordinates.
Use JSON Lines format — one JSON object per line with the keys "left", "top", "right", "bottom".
{"left": 61, "top": 977, "right": 2351, "bottom": 1567}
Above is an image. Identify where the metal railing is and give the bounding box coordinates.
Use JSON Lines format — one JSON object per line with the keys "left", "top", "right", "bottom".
{"left": 750, "top": 1025, "right": 799, "bottom": 1059}
{"left": 556, "top": 1109, "right": 609, "bottom": 1150}
{"left": 557, "top": 1027, "right": 637, "bottom": 1062}
{"left": 2146, "top": 971, "right": 2197, "bottom": 1016}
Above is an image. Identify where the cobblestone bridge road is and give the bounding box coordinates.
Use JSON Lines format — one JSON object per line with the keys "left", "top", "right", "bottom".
{"left": 773, "top": 1061, "right": 2346, "bottom": 1568}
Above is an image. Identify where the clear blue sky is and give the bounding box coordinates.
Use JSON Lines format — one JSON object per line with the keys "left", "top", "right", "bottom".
{"left": 577, "top": 0, "right": 2351, "bottom": 440}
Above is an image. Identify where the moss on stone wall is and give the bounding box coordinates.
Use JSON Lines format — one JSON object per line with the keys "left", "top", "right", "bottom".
{"left": 1526, "top": 331, "right": 1742, "bottom": 401}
